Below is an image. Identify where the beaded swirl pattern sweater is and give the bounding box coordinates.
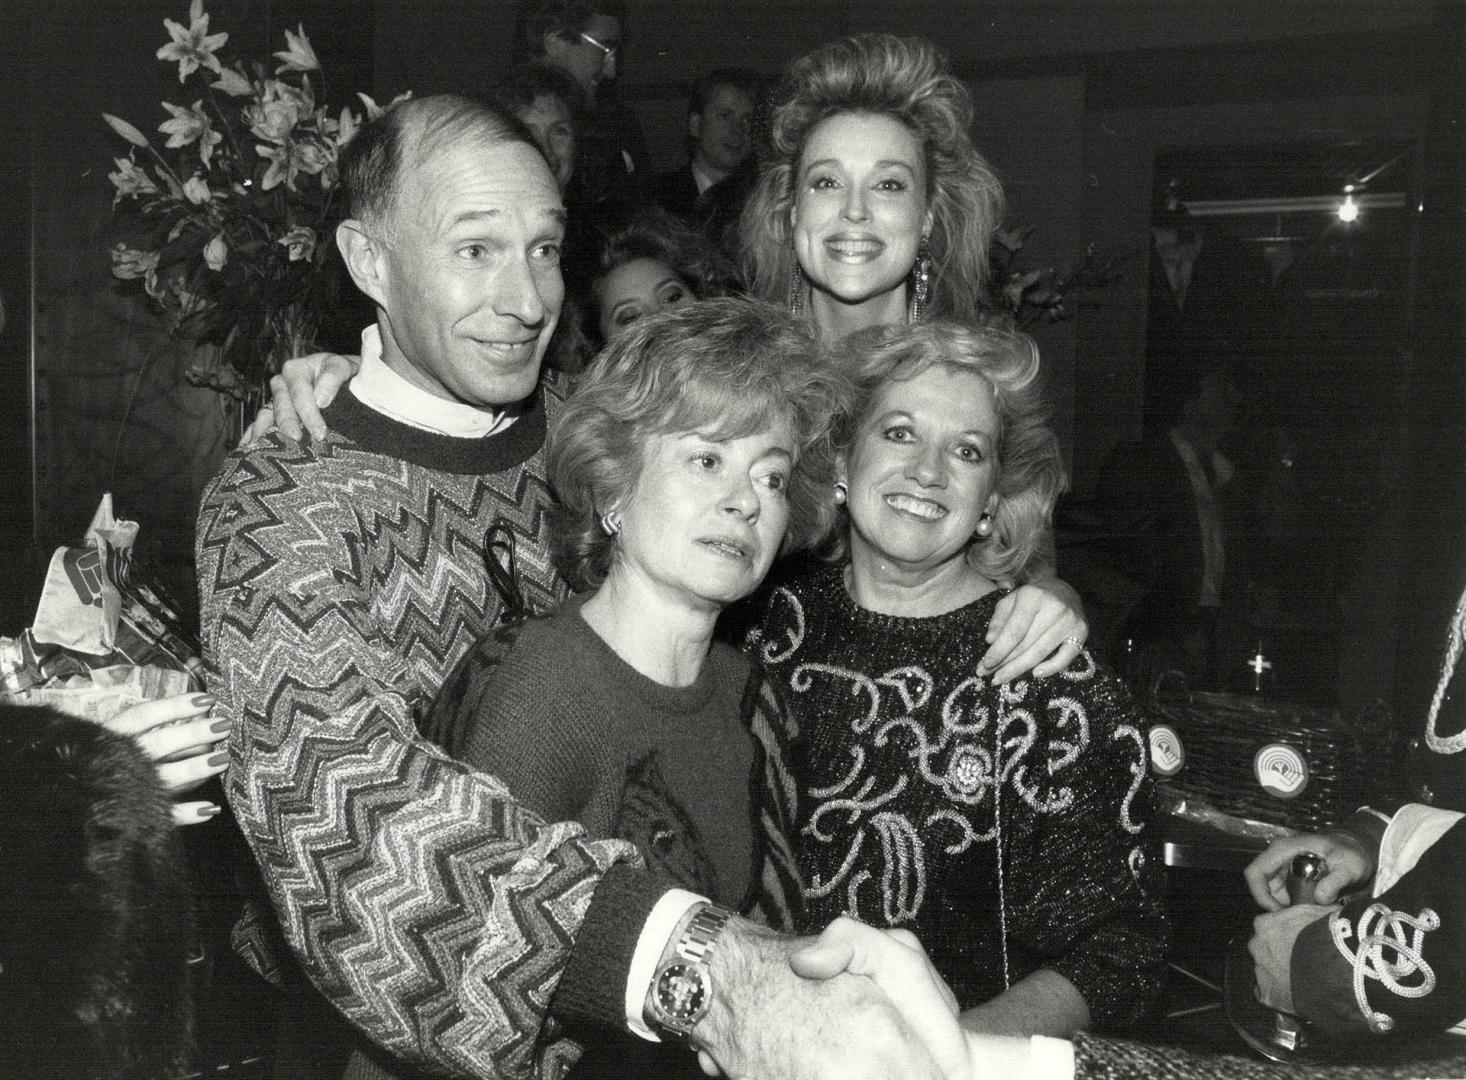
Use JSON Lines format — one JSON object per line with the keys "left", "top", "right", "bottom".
{"left": 748, "top": 563, "right": 1169, "bottom": 1029}
{"left": 196, "top": 379, "right": 662, "bottom": 1080}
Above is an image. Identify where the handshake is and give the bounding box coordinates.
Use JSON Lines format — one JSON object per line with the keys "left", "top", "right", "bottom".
{"left": 687, "top": 916, "right": 1036, "bottom": 1080}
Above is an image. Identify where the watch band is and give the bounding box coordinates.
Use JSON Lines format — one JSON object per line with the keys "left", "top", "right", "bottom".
{"left": 677, "top": 902, "right": 732, "bottom": 965}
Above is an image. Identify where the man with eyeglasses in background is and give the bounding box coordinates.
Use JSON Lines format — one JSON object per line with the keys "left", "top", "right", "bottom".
{"left": 517, "top": 0, "right": 648, "bottom": 213}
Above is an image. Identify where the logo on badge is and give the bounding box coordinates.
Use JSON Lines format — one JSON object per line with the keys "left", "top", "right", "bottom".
{"left": 1254, "top": 743, "right": 1308, "bottom": 799}
{"left": 1148, "top": 724, "right": 1185, "bottom": 777}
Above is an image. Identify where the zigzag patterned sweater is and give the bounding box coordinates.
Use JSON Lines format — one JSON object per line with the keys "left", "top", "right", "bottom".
{"left": 196, "top": 379, "right": 659, "bottom": 1080}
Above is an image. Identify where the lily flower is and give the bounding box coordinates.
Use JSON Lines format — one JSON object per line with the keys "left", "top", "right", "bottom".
{"left": 272, "top": 24, "right": 319, "bottom": 73}
{"left": 156, "top": 1, "right": 228, "bottom": 82}
{"left": 203, "top": 232, "right": 229, "bottom": 271}
{"left": 211, "top": 66, "right": 252, "bottom": 97}
{"left": 244, "top": 94, "right": 301, "bottom": 144}
{"left": 291, "top": 141, "right": 329, "bottom": 178}
{"left": 144, "top": 266, "right": 168, "bottom": 301}
{"left": 256, "top": 143, "right": 290, "bottom": 191}
{"left": 102, "top": 112, "right": 150, "bottom": 148}
{"left": 336, "top": 106, "right": 361, "bottom": 148}
{"left": 356, "top": 91, "right": 412, "bottom": 122}
{"left": 107, "top": 157, "right": 160, "bottom": 203}
{"left": 159, "top": 100, "right": 223, "bottom": 166}
{"left": 110, "top": 243, "right": 160, "bottom": 280}
{"left": 183, "top": 175, "right": 212, "bottom": 205}
{"left": 277, "top": 226, "right": 316, "bottom": 263}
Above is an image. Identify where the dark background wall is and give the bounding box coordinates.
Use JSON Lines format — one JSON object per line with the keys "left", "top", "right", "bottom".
{"left": 2, "top": 1, "right": 1460, "bottom": 723}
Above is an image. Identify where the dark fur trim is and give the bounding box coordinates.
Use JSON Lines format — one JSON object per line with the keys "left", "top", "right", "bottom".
{"left": 0, "top": 705, "right": 192, "bottom": 1078}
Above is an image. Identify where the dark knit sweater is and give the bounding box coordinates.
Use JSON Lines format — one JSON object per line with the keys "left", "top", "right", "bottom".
{"left": 197, "top": 380, "right": 668, "bottom": 1080}
{"left": 441, "top": 597, "right": 803, "bottom": 1080}
{"left": 461, "top": 597, "right": 758, "bottom": 906}
{"left": 749, "top": 563, "right": 1169, "bottom": 1031}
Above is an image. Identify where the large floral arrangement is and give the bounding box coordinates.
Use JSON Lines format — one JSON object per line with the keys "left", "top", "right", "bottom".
{"left": 103, "top": 1, "right": 397, "bottom": 400}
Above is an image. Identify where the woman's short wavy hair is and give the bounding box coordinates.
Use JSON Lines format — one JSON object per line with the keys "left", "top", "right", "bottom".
{"left": 739, "top": 34, "right": 1005, "bottom": 323}
{"left": 550, "top": 297, "right": 850, "bottom": 592}
{"left": 830, "top": 318, "right": 1065, "bottom": 582}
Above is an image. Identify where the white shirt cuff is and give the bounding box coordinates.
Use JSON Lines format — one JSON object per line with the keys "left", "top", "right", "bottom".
{"left": 1374, "top": 802, "right": 1464, "bottom": 896}
{"left": 1028, "top": 1036, "right": 1076, "bottom": 1080}
{"left": 625, "top": 888, "right": 707, "bottom": 1041}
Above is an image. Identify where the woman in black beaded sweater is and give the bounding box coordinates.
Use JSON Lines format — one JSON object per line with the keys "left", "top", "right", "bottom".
{"left": 748, "top": 318, "right": 1169, "bottom": 1039}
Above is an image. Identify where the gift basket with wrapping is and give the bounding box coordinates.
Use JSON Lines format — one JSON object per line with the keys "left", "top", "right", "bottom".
{"left": 1145, "top": 676, "right": 1395, "bottom": 836}
{"left": 1, "top": 495, "right": 201, "bottom": 718}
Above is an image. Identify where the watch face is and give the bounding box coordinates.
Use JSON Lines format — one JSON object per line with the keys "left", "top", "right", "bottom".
{"left": 654, "top": 962, "right": 709, "bottom": 1024}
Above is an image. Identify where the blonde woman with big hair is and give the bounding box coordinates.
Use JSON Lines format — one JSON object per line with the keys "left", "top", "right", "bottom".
{"left": 739, "top": 33, "right": 1002, "bottom": 337}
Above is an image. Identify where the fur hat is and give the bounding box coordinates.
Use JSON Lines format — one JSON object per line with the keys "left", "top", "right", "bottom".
{"left": 0, "top": 704, "right": 193, "bottom": 1078}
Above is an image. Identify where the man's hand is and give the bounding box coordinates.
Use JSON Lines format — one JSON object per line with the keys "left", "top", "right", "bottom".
{"left": 982, "top": 579, "right": 1088, "bottom": 684}
{"left": 239, "top": 351, "right": 359, "bottom": 447}
{"left": 694, "top": 917, "right": 968, "bottom": 1080}
{"left": 1244, "top": 830, "right": 1374, "bottom": 911}
{"left": 1248, "top": 903, "right": 1337, "bottom": 1014}
{"left": 792, "top": 918, "right": 968, "bottom": 1074}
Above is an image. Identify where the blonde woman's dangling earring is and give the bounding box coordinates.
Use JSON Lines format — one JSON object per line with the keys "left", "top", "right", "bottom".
{"left": 833, "top": 480, "right": 848, "bottom": 506}
{"left": 787, "top": 242, "right": 806, "bottom": 317}
{"left": 909, "top": 235, "right": 932, "bottom": 322}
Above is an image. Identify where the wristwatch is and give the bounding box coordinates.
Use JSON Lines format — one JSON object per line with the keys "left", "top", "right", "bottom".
{"left": 646, "top": 902, "right": 733, "bottom": 1043}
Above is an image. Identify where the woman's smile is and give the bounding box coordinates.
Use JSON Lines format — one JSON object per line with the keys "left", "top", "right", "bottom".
{"left": 884, "top": 492, "right": 947, "bottom": 521}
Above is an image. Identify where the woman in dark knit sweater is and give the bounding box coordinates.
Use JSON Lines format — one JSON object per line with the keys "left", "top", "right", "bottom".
{"left": 748, "top": 319, "right": 1168, "bottom": 1039}
{"left": 434, "top": 298, "right": 843, "bottom": 1078}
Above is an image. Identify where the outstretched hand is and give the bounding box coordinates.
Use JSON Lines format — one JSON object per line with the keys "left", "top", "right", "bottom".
{"left": 105, "top": 694, "right": 229, "bottom": 826}
{"left": 695, "top": 918, "right": 968, "bottom": 1080}
{"left": 1244, "top": 830, "right": 1374, "bottom": 911}
{"left": 789, "top": 918, "right": 971, "bottom": 1080}
{"left": 981, "top": 578, "right": 1088, "bottom": 684}
{"left": 238, "top": 351, "right": 359, "bottom": 447}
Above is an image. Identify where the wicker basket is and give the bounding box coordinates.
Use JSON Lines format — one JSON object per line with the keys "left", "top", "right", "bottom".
{"left": 1146, "top": 689, "right": 1392, "bottom": 833}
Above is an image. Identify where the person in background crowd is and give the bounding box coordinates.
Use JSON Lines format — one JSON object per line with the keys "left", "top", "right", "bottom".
{"left": 739, "top": 32, "right": 1088, "bottom": 680}
{"left": 198, "top": 92, "right": 966, "bottom": 1080}
{"left": 0, "top": 704, "right": 194, "bottom": 1080}
{"left": 1057, "top": 363, "right": 1255, "bottom": 689}
{"left": 493, "top": 63, "right": 582, "bottom": 193}
{"left": 553, "top": 209, "right": 739, "bottom": 371}
{"left": 516, "top": 0, "right": 647, "bottom": 211}
{"left": 652, "top": 67, "right": 762, "bottom": 253}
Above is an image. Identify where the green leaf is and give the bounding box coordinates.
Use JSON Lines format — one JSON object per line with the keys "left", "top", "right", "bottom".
{"left": 103, "top": 112, "right": 150, "bottom": 147}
